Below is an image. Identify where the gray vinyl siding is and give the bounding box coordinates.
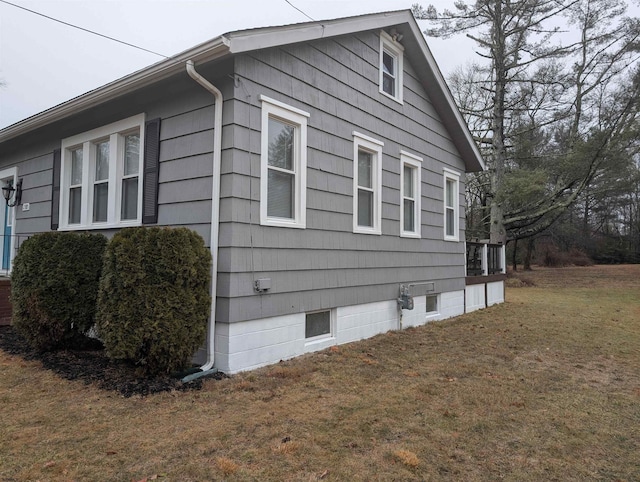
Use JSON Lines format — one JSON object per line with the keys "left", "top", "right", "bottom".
{"left": 13, "top": 149, "right": 53, "bottom": 237}
{"left": 218, "top": 30, "right": 468, "bottom": 323}
{"left": 156, "top": 103, "right": 216, "bottom": 244}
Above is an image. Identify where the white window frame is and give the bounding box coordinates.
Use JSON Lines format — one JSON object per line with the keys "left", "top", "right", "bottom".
{"left": 259, "top": 95, "right": 309, "bottom": 229}
{"left": 353, "top": 132, "right": 383, "bottom": 235}
{"left": 400, "top": 151, "right": 422, "bottom": 238}
{"left": 426, "top": 294, "right": 439, "bottom": 319}
{"left": 443, "top": 168, "right": 461, "bottom": 242}
{"left": 379, "top": 30, "right": 404, "bottom": 104}
{"left": 59, "top": 114, "right": 145, "bottom": 231}
{"left": 304, "top": 309, "right": 335, "bottom": 343}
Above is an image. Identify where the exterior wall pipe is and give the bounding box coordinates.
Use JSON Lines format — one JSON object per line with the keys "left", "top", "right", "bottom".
{"left": 186, "top": 59, "right": 223, "bottom": 373}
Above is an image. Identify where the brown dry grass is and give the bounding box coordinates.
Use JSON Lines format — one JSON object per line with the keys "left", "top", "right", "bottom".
{"left": 1, "top": 265, "right": 639, "bottom": 481}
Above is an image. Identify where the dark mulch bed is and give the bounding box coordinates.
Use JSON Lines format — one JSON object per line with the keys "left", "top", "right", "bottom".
{"left": 0, "top": 325, "right": 226, "bottom": 397}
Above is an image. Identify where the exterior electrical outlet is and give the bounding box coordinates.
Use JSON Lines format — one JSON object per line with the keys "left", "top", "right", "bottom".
{"left": 254, "top": 278, "right": 272, "bottom": 292}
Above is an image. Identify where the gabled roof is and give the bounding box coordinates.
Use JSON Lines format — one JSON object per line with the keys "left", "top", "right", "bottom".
{"left": 0, "top": 10, "right": 484, "bottom": 172}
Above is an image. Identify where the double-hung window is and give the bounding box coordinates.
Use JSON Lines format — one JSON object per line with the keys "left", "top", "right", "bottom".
{"left": 379, "top": 30, "right": 404, "bottom": 103}
{"left": 400, "top": 151, "right": 422, "bottom": 238}
{"left": 443, "top": 168, "right": 460, "bottom": 241}
{"left": 353, "top": 132, "right": 383, "bottom": 235}
{"left": 121, "top": 133, "right": 142, "bottom": 220}
{"left": 93, "top": 140, "right": 110, "bottom": 222}
{"left": 60, "top": 114, "right": 145, "bottom": 230}
{"left": 260, "top": 95, "right": 309, "bottom": 228}
{"left": 68, "top": 147, "right": 83, "bottom": 224}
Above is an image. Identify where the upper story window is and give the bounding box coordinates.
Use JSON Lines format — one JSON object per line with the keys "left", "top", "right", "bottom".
{"left": 353, "top": 132, "right": 383, "bottom": 235}
{"left": 443, "top": 168, "right": 460, "bottom": 241}
{"left": 400, "top": 151, "right": 422, "bottom": 238}
{"left": 260, "top": 95, "right": 309, "bottom": 229}
{"left": 60, "top": 114, "right": 145, "bottom": 230}
{"left": 379, "top": 30, "right": 404, "bottom": 103}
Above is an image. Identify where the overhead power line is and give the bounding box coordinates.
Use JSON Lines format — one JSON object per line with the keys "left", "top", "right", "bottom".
{"left": 0, "top": 0, "right": 168, "bottom": 58}
{"left": 284, "top": 0, "right": 315, "bottom": 22}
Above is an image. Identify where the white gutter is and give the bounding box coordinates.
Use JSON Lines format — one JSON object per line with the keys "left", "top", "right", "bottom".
{"left": 185, "top": 60, "right": 223, "bottom": 373}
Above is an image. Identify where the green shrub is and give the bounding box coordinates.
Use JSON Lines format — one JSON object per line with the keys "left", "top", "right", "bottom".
{"left": 96, "top": 227, "right": 211, "bottom": 376}
{"left": 11, "top": 232, "right": 108, "bottom": 351}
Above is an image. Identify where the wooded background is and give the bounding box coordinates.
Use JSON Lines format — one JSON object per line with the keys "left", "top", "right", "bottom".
{"left": 414, "top": 0, "right": 640, "bottom": 266}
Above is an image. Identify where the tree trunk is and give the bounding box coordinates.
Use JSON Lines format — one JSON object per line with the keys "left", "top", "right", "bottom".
{"left": 524, "top": 238, "right": 535, "bottom": 271}
{"left": 583, "top": 191, "right": 590, "bottom": 238}
{"left": 489, "top": 0, "right": 508, "bottom": 245}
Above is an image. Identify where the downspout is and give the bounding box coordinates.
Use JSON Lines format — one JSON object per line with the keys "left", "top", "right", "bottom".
{"left": 184, "top": 59, "right": 223, "bottom": 378}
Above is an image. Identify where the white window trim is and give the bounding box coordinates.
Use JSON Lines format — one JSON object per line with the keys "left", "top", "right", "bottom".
{"left": 353, "top": 132, "right": 383, "bottom": 235}
{"left": 379, "top": 30, "right": 404, "bottom": 104}
{"left": 259, "top": 95, "right": 309, "bottom": 229}
{"left": 304, "top": 308, "right": 336, "bottom": 345}
{"left": 443, "top": 168, "right": 461, "bottom": 242}
{"left": 59, "top": 114, "right": 145, "bottom": 231}
{"left": 425, "top": 294, "right": 440, "bottom": 320}
{"left": 400, "top": 151, "right": 422, "bottom": 238}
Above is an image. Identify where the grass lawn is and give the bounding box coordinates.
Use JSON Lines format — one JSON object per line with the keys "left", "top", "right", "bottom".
{"left": 1, "top": 265, "right": 639, "bottom": 481}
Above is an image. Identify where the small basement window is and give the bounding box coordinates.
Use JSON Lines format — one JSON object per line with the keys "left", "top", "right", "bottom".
{"left": 305, "top": 310, "right": 331, "bottom": 339}
{"left": 426, "top": 294, "right": 438, "bottom": 315}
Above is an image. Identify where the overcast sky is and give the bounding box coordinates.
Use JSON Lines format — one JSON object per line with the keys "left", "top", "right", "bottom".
{"left": 0, "top": 0, "right": 484, "bottom": 129}
{"left": 3, "top": 0, "right": 637, "bottom": 130}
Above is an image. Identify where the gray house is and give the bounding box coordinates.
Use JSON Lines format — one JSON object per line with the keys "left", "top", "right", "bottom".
{"left": 0, "top": 10, "right": 504, "bottom": 373}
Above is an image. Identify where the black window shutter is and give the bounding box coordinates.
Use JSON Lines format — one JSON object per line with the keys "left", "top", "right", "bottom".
{"left": 51, "top": 148, "right": 61, "bottom": 230}
{"left": 142, "top": 117, "right": 161, "bottom": 224}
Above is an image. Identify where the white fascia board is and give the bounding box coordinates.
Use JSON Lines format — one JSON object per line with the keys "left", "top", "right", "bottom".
{"left": 0, "top": 37, "right": 230, "bottom": 143}
{"left": 225, "top": 10, "right": 412, "bottom": 54}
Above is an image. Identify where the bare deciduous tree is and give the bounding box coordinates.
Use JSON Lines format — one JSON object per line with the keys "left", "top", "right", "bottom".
{"left": 413, "top": 0, "right": 640, "bottom": 251}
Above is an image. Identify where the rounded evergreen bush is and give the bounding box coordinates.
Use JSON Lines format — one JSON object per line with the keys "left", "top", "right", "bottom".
{"left": 11, "top": 231, "right": 108, "bottom": 351}
{"left": 96, "top": 227, "right": 211, "bottom": 376}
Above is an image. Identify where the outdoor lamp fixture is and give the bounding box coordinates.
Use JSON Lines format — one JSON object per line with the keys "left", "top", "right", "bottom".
{"left": 2, "top": 179, "right": 22, "bottom": 207}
